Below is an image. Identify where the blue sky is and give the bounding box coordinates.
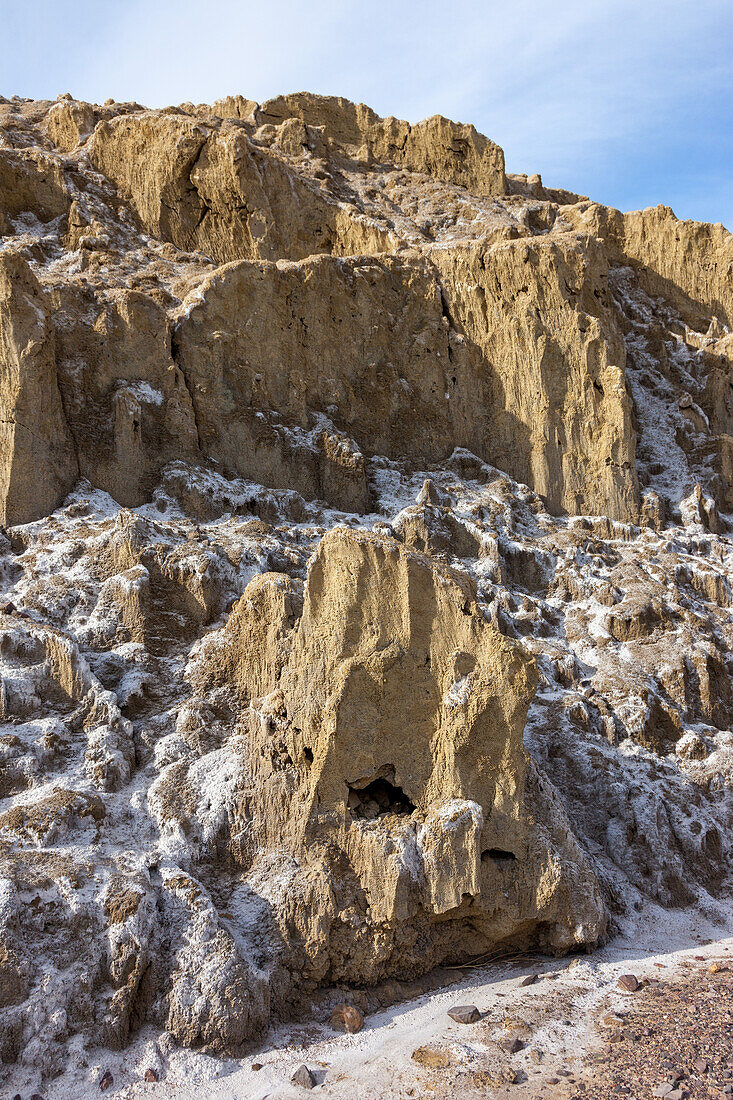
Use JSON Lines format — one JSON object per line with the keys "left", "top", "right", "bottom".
{"left": 4, "top": 0, "right": 732, "bottom": 227}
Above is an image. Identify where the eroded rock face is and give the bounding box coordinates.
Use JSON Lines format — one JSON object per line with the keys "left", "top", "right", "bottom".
{"left": 50, "top": 284, "right": 200, "bottom": 508}
{"left": 2, "top": 90, "right": 731, "bottom": 527}
{"left": 0, "top": 252, "right": 77, "bottom": 525}
{"left": 0, "top": 460, "right": 727, "bottom": 1083}
{"left": 250, "top": 93, "right": 507, "bottom": 195}
{"left": 88, "top": 111, "right": 395, "bottom": 264}
{"left": 0, "top": 89, "right": 732, "bottom": 1089}
{"left": 171, "top": 252, "right": 472, "bottom": 497}
{"left": 187, "top": 526, "right": 605, "bottom": 986}
{"left": 567, "top": 202, "right": 733, "bottom": 329}
{"left": 432, "top": 234, "right": 639, "bottom": 519}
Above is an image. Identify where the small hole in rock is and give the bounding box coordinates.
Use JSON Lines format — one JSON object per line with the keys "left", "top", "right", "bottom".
{"left": 347, "top": 777, "right": 415, "bottom": 820}
{"left": 482, "top": 848, "right": 517, "bottom": 863}
{"left": 303, "top": 747, "right": 313, "bottom": 764}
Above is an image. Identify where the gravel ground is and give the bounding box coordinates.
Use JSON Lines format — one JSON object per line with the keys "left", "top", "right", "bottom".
{"left": 399, "top": 950, "right": 733, "bottom": 1100}
{"left": 573, "top": 961, "right": 733, "bottom": 1100}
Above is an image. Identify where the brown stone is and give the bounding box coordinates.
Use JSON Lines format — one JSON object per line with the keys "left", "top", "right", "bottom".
{"left": 447, "top": 1004, "right": 480, "bottom": 1024}
{"left": 617, "top": 974, "right": 640, "bottom": 992}
{"left": 503, "top": 1037, "right": 525, "bottom": 1054}
{"left": 329, "top": 1003, "right": 364, "bottom": 1033}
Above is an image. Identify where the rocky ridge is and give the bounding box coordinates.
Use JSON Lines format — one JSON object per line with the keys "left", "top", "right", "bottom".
{"left": 0, "top": 89, "right": 731, "bottom": 1093}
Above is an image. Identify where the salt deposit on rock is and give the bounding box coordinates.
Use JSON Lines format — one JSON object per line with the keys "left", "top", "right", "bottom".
{"left": 0, "top": 89, "right": 731, "bottom": 1096}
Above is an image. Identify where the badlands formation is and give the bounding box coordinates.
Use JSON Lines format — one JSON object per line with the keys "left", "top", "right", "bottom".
{"left": 0, "top": 90, "right": 731, "bottom": 1090}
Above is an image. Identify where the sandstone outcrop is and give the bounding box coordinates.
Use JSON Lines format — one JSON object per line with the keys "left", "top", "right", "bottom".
{"left": 3, "top": 91, "right": 730, "bottom": 526}
{"left": 431, "top": 234, "right": 639, "bottom": 519}
{"left": 181, "top": 526, "right": 605, "bottom": 989}
{"left": 566, "top": 202, "right": 733, "bottom": 329}
{"left": 88, "top": 110, "right": 395, "bottom": 265}
{"left": 250, "top": 93, "right": 506, "bottom": 195}
{"left": 0, "top": 252, "right": 77, "bottom": 525}
{"left": 50, "top": 284, "right": 200, "bottom": 507}
{"left": 0, "top": 147, "right": 70, "bottom": 227}
{"left": 0, "top": 89, "right": 732, "bottom": 1093}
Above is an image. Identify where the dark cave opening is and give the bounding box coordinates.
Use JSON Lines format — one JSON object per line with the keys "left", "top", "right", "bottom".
{"left": 347, "top": 776, "right": 415, "bottom": 820}
{"left": 482, "top": 848, "right": 517, "bottom": 863}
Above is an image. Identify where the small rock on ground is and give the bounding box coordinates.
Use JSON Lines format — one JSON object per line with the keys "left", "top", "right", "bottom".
{"left": 447, "top": 1004, "right": 480, "bottom": 1024}
{"left": 617, "top": 973, "right": 640, "bottom": 992}
{"left": 330, "top": 1002, "right": 365, "bottom": 1033}
{"left": 503, "top": 1037, "right": 525, "bottom": 1054}
{"left": 291, "top": 1063, "right": 316, "bottom": 1089}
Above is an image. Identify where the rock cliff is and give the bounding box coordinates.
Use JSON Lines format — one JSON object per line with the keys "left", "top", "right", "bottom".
{"left": 0, "top": 89, "right": 731, "bottom": 1093}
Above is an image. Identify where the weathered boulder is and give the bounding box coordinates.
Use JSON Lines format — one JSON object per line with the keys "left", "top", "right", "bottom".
{"left": 45, "top": 98, "right": 96, "bottom": 151}
{"left": 160, "top": 868, "right": 269, "bottom": 1050}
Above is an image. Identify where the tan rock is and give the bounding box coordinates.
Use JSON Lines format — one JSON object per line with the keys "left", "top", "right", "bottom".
{"left": 191, "top": 571, "right": 302, "bottom": 698}
{"left": 566, "top": 201, "right": 733, "bottom": 328}
{"left": 0, "top": 788, "right": 105, "bottom": 845}
{"left": 211, "top": 94, "right": 258, "bottom": 121}
{"left": 209, "top": 528, "right": 606, "bottom": 985}
{"left": 253, "top": 93, "right": 506, "bottom": 195}
{"left": 0, "top": 252, "right": 78, "bottom": 525}
{"left": 45, "top": 98, "right": 95, "bottom": 151}
{"left": 51, "top": 284, "right": 200, "bottom": 508}
{"left": 161, "top": 868, "right": 269, "bottom": 1050}
{"left": 0, "top": 146, "right": 71, "bottom": 223}
{"left": 431, "top": 233, "right": 639, "bottom": 520}
{"left": 412, "top": 1046, "right": 452, "bottom": 1068}
{"left": 173, "top": 243, "right": 637, "bottom": 518}
{"left": 2, "top": 87, "right": 733, "bottom": 1073}
{"left": 89, "top": 111, "right": 393, "bottom": 265}
{"left": 171, "top": 252, "right": 462, "bottom": 503}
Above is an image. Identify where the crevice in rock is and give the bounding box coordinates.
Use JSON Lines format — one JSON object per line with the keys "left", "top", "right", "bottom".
{"left": 169, "top": 326, "right": 203, "bottom": 452}
{"left": 482, "top": 848, "right": 517, "bottom": 863}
